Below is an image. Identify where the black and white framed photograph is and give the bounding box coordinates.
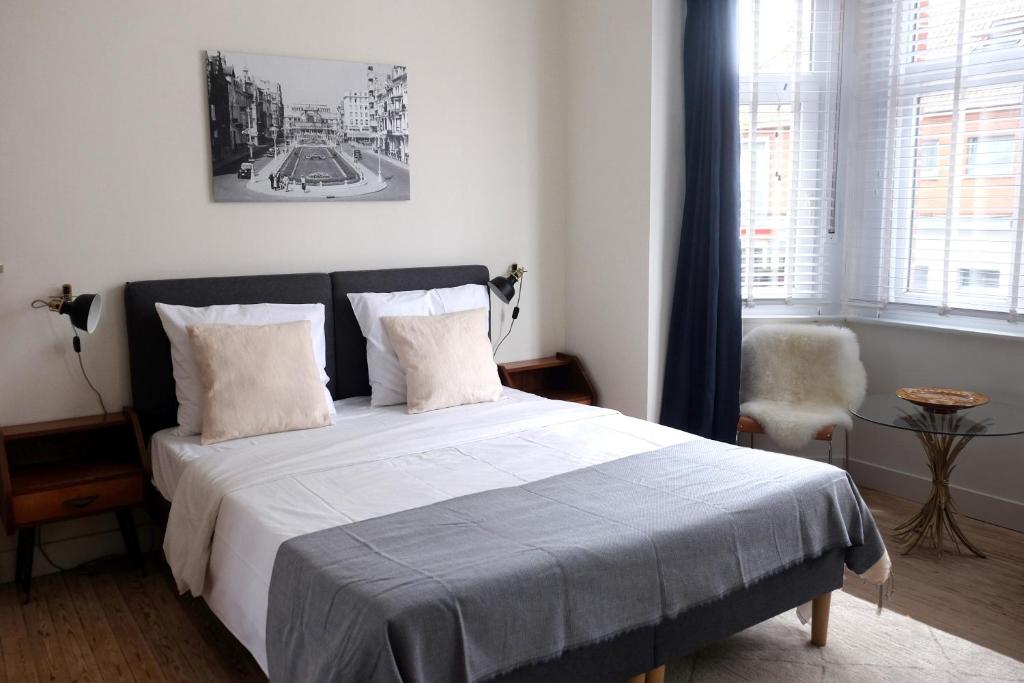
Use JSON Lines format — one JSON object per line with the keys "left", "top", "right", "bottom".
{"left": 205, "top": 50, "right": 409, "bottom": 202}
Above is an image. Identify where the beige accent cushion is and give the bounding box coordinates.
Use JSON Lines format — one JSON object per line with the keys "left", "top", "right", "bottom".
{"left": 187, "top": 321, "right": 332, "bottom": 445}
{"left": 381, "top": 308, "right": 502, "bottom": 414}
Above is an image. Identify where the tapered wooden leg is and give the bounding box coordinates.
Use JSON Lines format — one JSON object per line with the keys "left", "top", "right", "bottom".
{"left": 810, "top": 591, "right": 832, "bottom": 647}
{"left": 116, "top": 508, "right": 145, "bottom": 575}
{"left": 646, "top": 665, "right": 666, "bottom": 683}
{"left": 627, "top": 666, "right": 666, "bottom": 683}
{"left": 16, "top": 527, "right": 36, "bottom": 604}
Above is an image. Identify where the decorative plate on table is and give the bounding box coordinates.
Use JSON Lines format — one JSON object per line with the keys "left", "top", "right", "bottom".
{"left": 896, "top": 387, "right": 989, "bottom": 413}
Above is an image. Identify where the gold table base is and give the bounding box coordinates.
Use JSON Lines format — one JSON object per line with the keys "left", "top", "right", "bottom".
{"left": 893, "top": 412, "right": 987, "bottom": 558}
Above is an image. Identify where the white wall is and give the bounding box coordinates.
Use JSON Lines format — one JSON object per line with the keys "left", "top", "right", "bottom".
{"left": 561, "top": 0, "right": 685, "bottom": 423}
{"left": 0, "top": 0, "right": 569, "bottom": 578}
{"left": 648, "top": 0, "right": 686, "bottom": 421}
{"left": 564, "top": 0, "right": 654, "bottom": 419}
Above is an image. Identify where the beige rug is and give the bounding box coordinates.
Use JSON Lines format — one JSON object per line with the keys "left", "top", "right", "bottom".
{"left": 665, "top": 590, "right": 1024, "bottom": 682}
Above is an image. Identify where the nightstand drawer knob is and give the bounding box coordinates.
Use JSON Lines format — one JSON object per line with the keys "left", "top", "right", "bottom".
{"left": 63, "top": 495, "right": 99, "bottom": 509}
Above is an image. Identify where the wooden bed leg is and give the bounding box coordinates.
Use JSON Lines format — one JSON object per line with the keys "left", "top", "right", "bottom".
{"left": 626, "top": 666, "right": 666, "bottom": 683}
{"left": 810, "top": 591, "right": 832, "bottom": 647}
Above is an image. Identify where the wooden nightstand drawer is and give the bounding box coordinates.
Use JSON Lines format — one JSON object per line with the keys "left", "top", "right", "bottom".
{"left": 12, "top": 473, "right": 143, "bottom": 526}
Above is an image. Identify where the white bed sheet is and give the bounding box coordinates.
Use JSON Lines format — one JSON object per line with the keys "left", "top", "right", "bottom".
{"left": 151, "top": 389, "right": 697, "bottom": 673}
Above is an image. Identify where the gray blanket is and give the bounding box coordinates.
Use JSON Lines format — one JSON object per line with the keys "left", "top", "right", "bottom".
{"left": 267, "top": 440, "right": 885, "bottom": 683}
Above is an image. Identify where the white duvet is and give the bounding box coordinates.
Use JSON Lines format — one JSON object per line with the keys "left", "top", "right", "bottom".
{"left": 153, "top": 389, "right": 697, "bottom": 672}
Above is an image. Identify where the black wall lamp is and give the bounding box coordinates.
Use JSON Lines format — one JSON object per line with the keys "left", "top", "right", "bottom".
{"left": 489, "top": 264, "right": 526, "bottom": 355}
{"left": 32, "top": 284, "right": 107, "bottom": 412}
{"left": 488, "top": 263, "right": 526, "bottom": 304}
{"left": 36, "top": 284, "right": 102, "bottom": 336}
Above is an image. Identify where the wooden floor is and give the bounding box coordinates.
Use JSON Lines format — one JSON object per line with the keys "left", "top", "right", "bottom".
{"left": 0, "top": 488, "right": 1020, "bottom": 682}
{"left": 0, "top": 560, "right": 266, "bottom": 682}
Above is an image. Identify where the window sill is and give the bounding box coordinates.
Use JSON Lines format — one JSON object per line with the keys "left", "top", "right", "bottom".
{"left": 742, "top": 313, "right": 846, "bottom": 324}
{"left": 843, "top": 311, "right": 1024, "bottom": 341}
{"left": 742, "top": 308, "right": 1024, "bottom": 341}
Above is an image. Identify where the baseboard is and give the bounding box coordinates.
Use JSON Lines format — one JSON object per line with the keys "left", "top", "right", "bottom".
{"left": 850, "top": 458, "right": 1024, "bottom": 533}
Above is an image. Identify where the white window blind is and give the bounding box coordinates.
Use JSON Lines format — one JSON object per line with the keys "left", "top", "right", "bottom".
{"left": 738, "top": 0, "right": 844, "bottom": 305}
{"left": 847, "top": 0, "right": 1024, "bottom": 322}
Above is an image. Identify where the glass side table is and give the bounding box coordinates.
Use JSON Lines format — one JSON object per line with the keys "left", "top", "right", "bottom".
{"left": 852, "top": 394, "right": 1024, "bottom": 558}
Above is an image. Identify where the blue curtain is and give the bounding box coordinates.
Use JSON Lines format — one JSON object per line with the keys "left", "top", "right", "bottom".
{"left": 659, "top": 0, "right": 742, "bottom": 443}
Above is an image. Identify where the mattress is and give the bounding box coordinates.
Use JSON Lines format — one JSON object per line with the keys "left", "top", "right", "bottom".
{"left": 150, "top": 389, "right": 697, "bottom": 672}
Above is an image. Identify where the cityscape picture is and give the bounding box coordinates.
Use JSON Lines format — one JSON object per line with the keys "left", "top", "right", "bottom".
{"left": 205, "top": 50, "right": 410, "bottom": 202}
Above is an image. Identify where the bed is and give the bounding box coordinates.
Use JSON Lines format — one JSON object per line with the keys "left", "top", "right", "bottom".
{"left": 124, "top": 266, "right": 887, "bottom": 683}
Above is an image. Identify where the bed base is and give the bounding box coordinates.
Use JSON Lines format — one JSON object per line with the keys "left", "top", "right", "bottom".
{"left": 625, "top": 590, "right": 831, "bottom": 682}
{"left": 490, "top": 549, "right": 844, "bottom": 683}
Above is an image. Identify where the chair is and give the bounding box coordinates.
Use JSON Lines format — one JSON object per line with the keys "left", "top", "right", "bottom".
{"left": 737, "top": 324, "right": 866, "bottom": 467}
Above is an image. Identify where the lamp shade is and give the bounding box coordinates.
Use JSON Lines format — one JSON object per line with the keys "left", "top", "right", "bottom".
{"left": 488, "top": 275, "right": 517, "bottom": 304}
{"left": 60, "top": 293, "right": 102, "bottom": 333}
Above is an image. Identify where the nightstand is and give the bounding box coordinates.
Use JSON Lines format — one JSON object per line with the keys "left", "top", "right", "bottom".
{"left": 498, "top": 352, "right": 598, "bottom": 405}
{"left": 0, "top": 408, "right": 146, "bottom": 602}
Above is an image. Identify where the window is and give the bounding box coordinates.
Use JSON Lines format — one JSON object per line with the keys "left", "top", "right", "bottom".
{"left": 740, "top": 140, "right": 769, "bottom": 215}
{"left": 846, "top": 0, "right": 1024, "bottom": 322}
{"left": 965, "top": 134, "right": 1016, "bottom": 176}
{"left": 911, "top": 264, "right": 931, "bottom": 290}
{"left": 737, "top": 0, "right": 843, "bottom": 305}
{"left": 958, "top": 267, "right": 1001, "bottom": 288}
{"left": 918, "top": 139, "right": 940, "bottom": 178}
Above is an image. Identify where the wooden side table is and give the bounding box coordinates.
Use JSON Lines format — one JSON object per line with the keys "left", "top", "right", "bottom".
{"left": 498, "top": 352, "right": 597, "bottom": 405}
{"left": 1, "top": 408, "right": 146, "bottom": 601}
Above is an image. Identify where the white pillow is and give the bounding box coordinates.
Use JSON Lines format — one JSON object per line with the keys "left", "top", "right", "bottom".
{"left": 347, "top": 284, "right": 489, "bottom": 406}
{"left": 155, "top": 302, "right": 335, "bottom": 435}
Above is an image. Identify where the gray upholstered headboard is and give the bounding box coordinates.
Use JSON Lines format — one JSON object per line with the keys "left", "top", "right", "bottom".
{"left": 124, "top": 265, "right": 489, "bottom": 436}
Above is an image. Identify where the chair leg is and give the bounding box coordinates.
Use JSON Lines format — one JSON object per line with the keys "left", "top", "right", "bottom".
{"left": 750, "top": 432, "right": 755, "bottom": 449}
{"left": 826, "top": 439, "right": 833, "bottom": 465}
{"left": 844, "top": 427, "right": 850, "bottom": 472}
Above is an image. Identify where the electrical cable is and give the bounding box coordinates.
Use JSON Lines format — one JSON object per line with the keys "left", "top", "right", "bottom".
{"left": 36, "top": 529, "right": 77, "bottom": 573}
{"left": 36, "top": 526, "right": 152, "bottom": 576}
{"left": 492, "top": 317, "right": 508, "bottom": 352}
{"left": 492, "top": 272, "right": 524, "bottom": 357}
{"left": 34, "top": 301, "right": 108, "bottom": 414}
{"left": 70, "top": 320, "right": 108, "bottom": 415}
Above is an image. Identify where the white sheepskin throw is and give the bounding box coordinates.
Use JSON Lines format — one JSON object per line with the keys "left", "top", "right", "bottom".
{"left": 740, "top": 324, "right": 867, "bottom": 451}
